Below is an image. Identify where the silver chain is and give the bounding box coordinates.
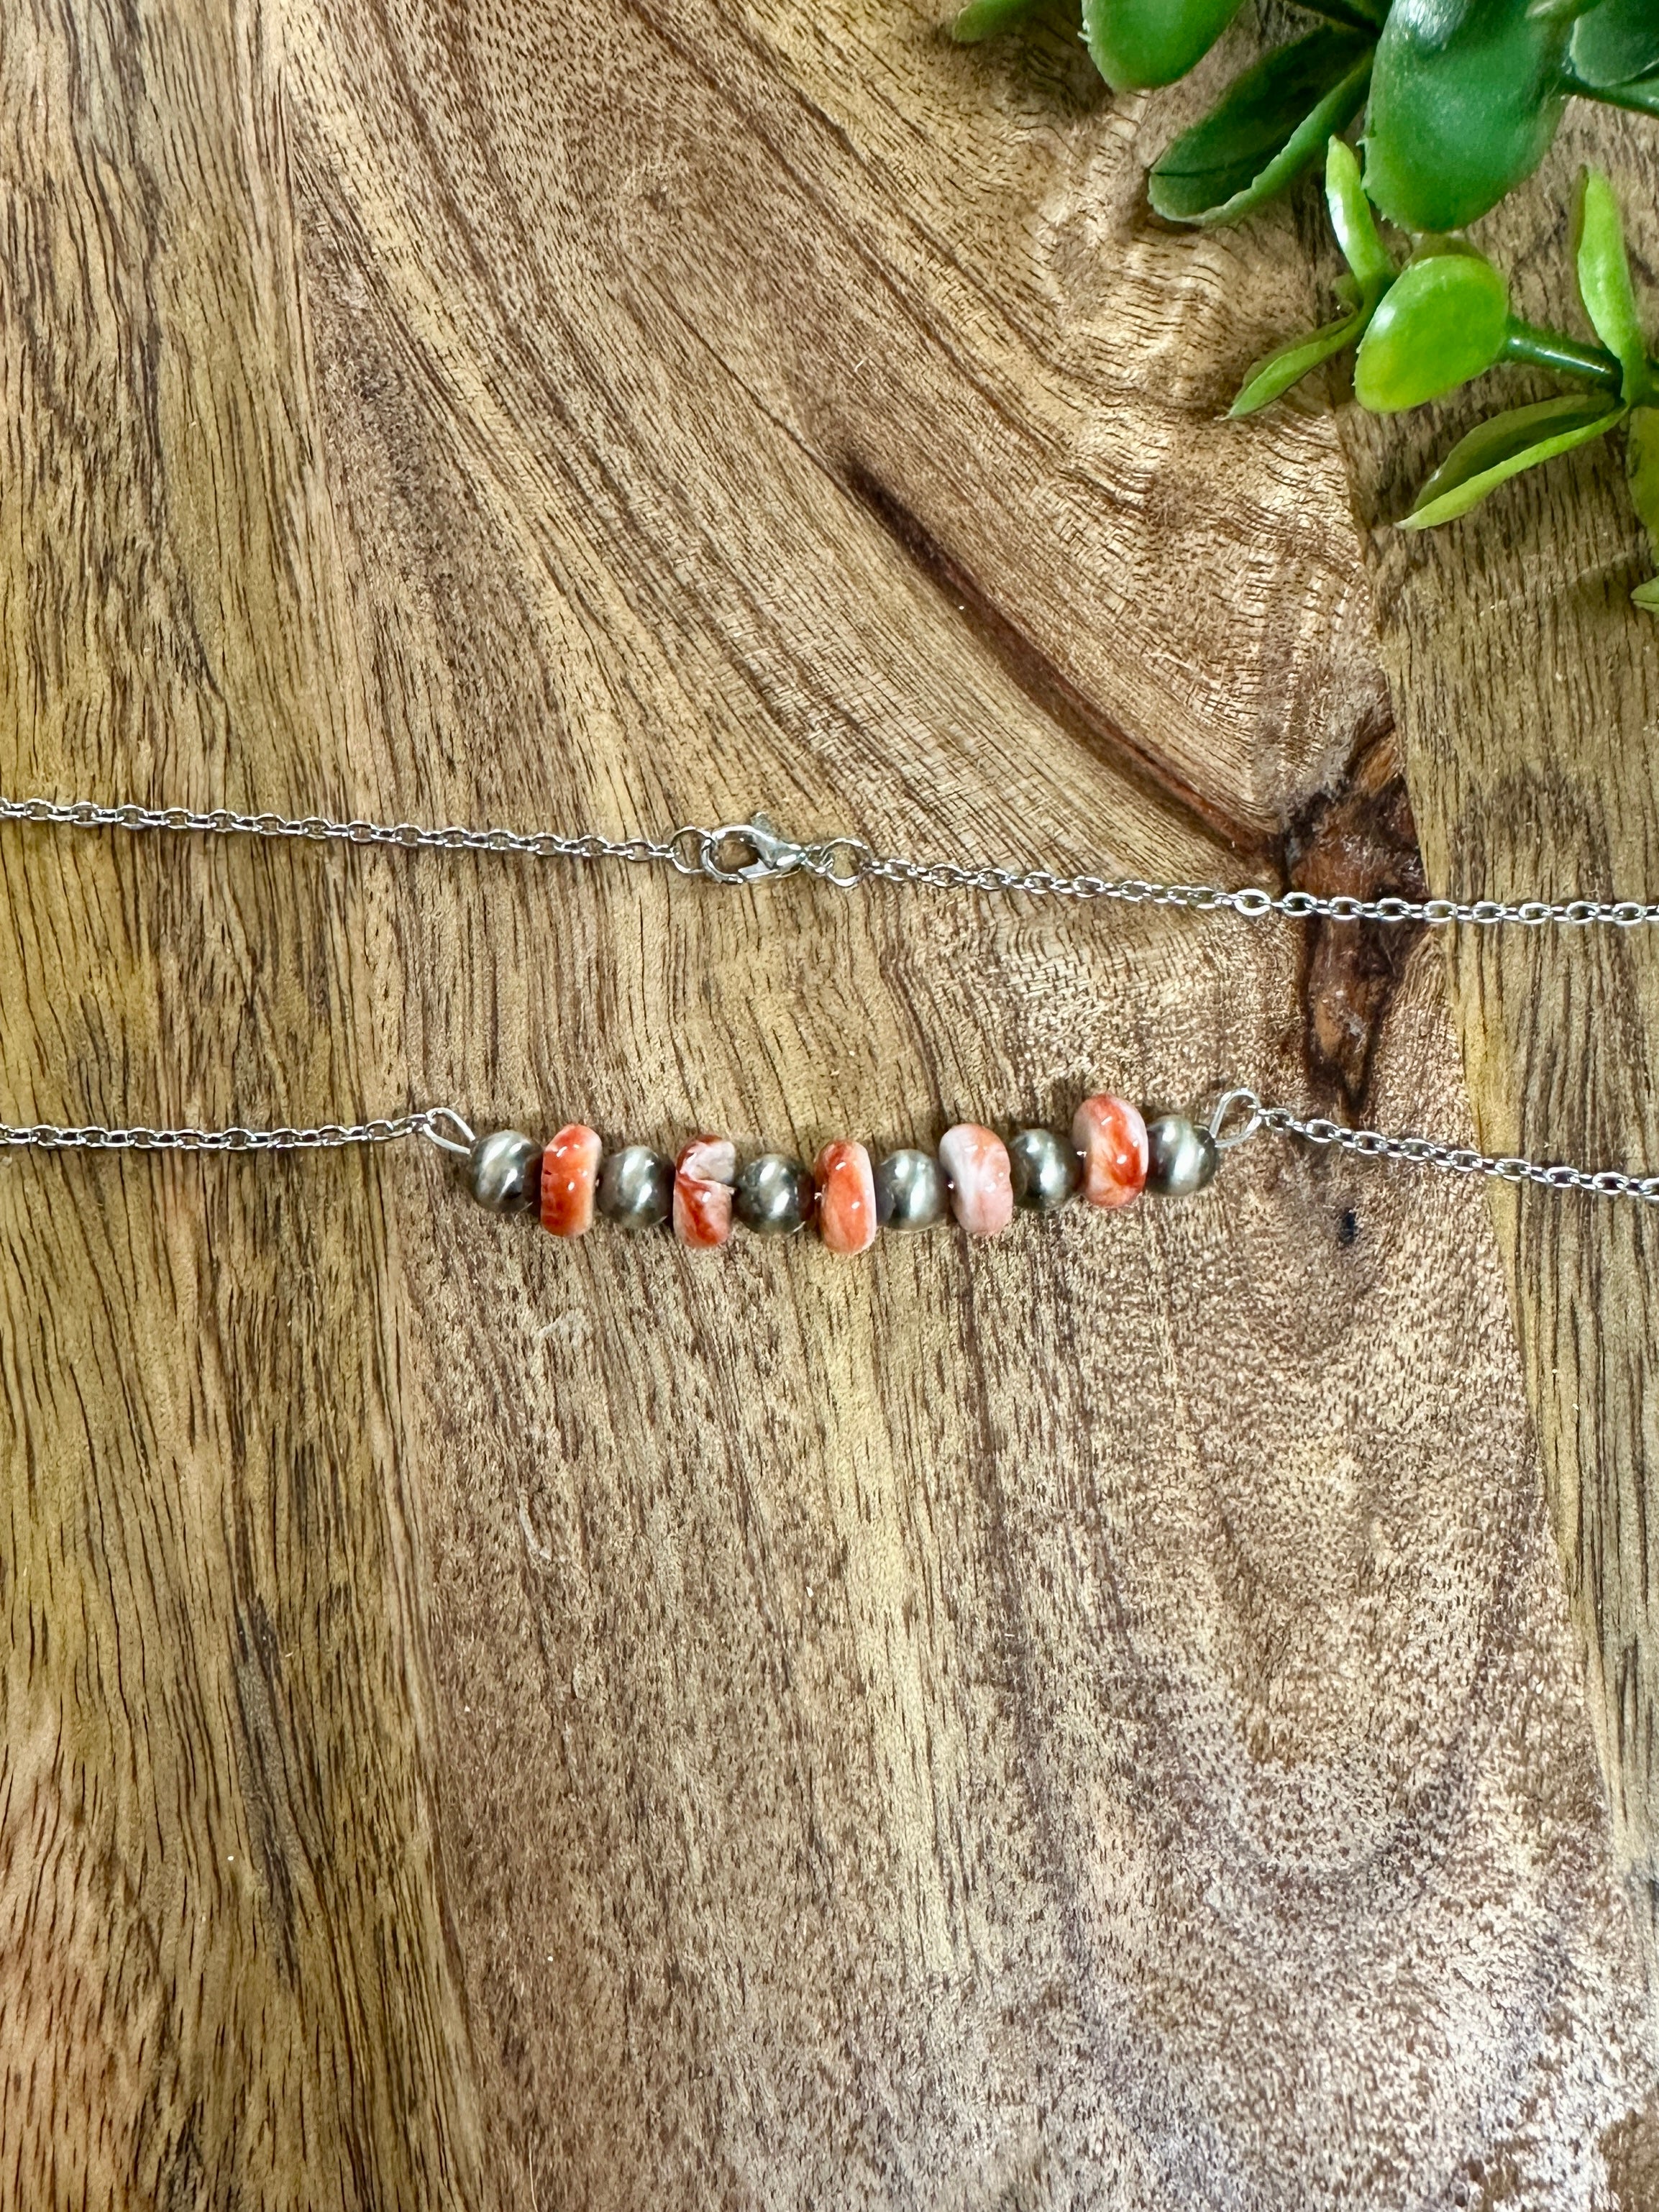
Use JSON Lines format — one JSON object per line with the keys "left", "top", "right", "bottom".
{"left": 0, "top": 1107, "right": 475, "bottom": 1157}
{"left": 1210, "top": 1092, "right": 1659, "bottom": 1205}
{"left": 4, "top": 790, "right": 1658, "bottom": 928}
{"left": 4, "top": 794, "right": 1655, "bottom": 1201}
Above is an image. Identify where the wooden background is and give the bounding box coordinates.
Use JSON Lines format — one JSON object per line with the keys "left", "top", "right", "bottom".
{"left": 2, "top": 0, "right": 1658, "bottom": 2203}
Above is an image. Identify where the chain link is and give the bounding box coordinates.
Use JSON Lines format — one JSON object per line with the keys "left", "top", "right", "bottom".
{"left": 1222, "top": 1093, "right": 1659, "bottom": 1205}
{"left": 0, "top": 1107, "right": 471, "bottom": 1156}
{"left": 6, "top": 790, "right": 1658, "bottom": 928}
{"left": 832, "top": 849, "right": 1659, "bottom": 928}
{"left": 0, "top": 792, "right": 687, "bottom": 870}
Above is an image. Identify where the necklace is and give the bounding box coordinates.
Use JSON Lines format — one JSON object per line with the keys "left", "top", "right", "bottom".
{"left": 4, "top": 790, "right": 1656, "bottom": 1240}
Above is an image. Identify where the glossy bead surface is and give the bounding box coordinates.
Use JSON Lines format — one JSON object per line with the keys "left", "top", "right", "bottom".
{"left": 1072, "top": 1093, "right": 1149, "bottom": 1210}
{"left": 938, "top": 1123, "right": 1015, "bottom": 1238}
{"left": 1144, "top": 1115, "right": 1219, "bottom": 1198}
{"left": 735, "top": 1153, "right": 815, "bottom": 1236}
{"left": 1008, "top": 1127, "right": 1080, "bottom": 1213}
{"left": 874, "top": 1148, "right": 948, "bottom": 1231}
{"left": 675, "top": 1136, "right": 737, "bottom": 1248}
{"left": 814, "top": 1141, "right": 878, "bottom": 1255}
{"left": 467, "top": 1129, "right": 541, "bottom": 1212}
{"left": 540, "top": 1123, "right": 603, "bottom": 1237}
{"left": 598, "top": 1145, "right": 673, "bottom": 1230}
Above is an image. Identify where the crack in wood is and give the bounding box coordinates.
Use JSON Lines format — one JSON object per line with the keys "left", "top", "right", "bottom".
{"left": 840, "top": 459, "right": 1274, "bottom": 863}
{"left": 845, "top": 460, "right": 1427, "bottom": 1111}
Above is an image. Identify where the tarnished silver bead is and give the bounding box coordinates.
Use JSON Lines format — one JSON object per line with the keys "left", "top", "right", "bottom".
{"left": 1143, "top": 1115, "right": 1218, "bottom": 1198}
{"left": 467, "top": 1128, "right": 541, "bottom": 1211}
{"left": 597, "top": 1144, "right": 674, "bottom": 1229}
{"left": 734, "top": 1153, "right": 815, "bottom": 1235}
{"left": 874, "top": 1148, "right": 949, "bottom": 1230}
{"left": 1007, "top": 1126, "right": 1080, "bottom": 1213}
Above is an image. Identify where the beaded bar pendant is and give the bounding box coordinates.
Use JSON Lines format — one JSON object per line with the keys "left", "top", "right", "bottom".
{"left": 460, "top": 1094, "right": 1218, "bottom": 1246}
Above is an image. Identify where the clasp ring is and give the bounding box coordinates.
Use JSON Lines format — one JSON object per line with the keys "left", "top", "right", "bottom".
{"left": 698, "top": 814, "right": 808, "bottom": 884}
{"left": 1209, "top": 1088, "right": 1263, "bottom": 1150}
{"left": 419, "top": 1105, "right": 477, "bottom": 1158}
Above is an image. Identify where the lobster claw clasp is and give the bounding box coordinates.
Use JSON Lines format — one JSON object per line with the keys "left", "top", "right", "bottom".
{"left": 699, "top": 813, "right": 808, "bottom": 884}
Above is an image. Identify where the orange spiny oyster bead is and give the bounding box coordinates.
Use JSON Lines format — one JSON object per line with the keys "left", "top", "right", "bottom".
{"left": 813, "top": 1140, "right": 878, "bottom": 1255}
{"left": 674, "top": 1135, "right": 736, "bottom": 1248}
{"left": 937, "top": 1123, "right": 1013, "bottom": 1237}
{"left": 540, "top": 1123, "right": 604, "bottom": 1236}
{"left": 1071, "top": 1093, "right": 1148, "bottom": 1209}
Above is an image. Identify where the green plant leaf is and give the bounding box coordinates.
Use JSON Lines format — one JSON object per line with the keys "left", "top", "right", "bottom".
{"left": 950, "top": 0, "right": 1043, "bottom": 40}
{"left": 1353, "top": 244, "right": 1511, "bottom": 412}
{"left": 1403, "top": 392, "right": 1625, "bottom": 527}
{"left": 1363, "top": 0, "right": 1594, "bottom": 233}
{"left": 1570, "top": 0, "right": 1659, "bottom": 89}
{"left": 1148, "top": 29, "right": 1374, "bottom": 225}
{"left": 1082, "top": 0, "right": 1247, "bottom": 90}
{"left": 1229, "top": 307, "right": 1368, "bottom": 415}
{"left": 1325, "top": 137, "right": 1392, "bottom": 291}
{"left": 1575, "top": 170, "right": 1655, "bottom": 404}
{"left": 1628, "top": 406, "right": 1659, "bottom": 552}
{"left": 1227, "top": 143, "right": 1397, "bottom": 414}
{"left": 1634, "top": 577, "right": 1659, "bottom": 611}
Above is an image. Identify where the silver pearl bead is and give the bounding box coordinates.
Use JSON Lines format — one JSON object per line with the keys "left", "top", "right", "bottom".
{"left": 1008, "top": 1126, "right": 1079, "bottom": 1212}
{"left": 734, "top": 1153, "right": 814, "bottom": 1235}
{"left": 1143, "top": 1115, "right": 1218, "bottom": 1198}
{"left": 597, "top": 1144, "right": 673, "bottom": 1229}
{"left": 874, "top": 1148, "right": 948, "bottom": 1230}
{"left": 467, "top": 1129, "right": 541, "bottom": 1211}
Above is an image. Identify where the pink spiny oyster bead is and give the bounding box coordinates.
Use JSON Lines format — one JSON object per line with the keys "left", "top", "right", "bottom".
{"left": 813, "top": 1141, "right": 878, "bottom": 1255}
{"left": 1071, "top": 1094, "right": 1148, "bottom": 1209}
{"left": 674, "top": 1136, "right": 736, "bottom": 1248}
{"left": 540, "top": 1123, "right": 603, "bottom": 1237}
{"left": 938, "top": 1124, "right": 1013, "bottom": 1238}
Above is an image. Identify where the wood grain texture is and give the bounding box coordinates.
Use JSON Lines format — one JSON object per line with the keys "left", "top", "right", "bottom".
{"left": 1333, "top": 101, "right": 1659, "bottom": 2048}
{"left": 0, "top": 1, "right": 1653, "bottom": 2204}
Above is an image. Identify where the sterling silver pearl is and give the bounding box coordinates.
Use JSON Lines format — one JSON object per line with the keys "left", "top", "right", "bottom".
{"left": 1008, "top": 1126, "right": 1080, "bottom": 1212}
{"left": 734, "top": 1153, "right": 815, "bottom": 1235}
{"left": 1143, "top": 1116, "right": 1218, "bottom": 1197}
{"left": 467, "top": 1129, "right": 541, "bottom": 1210}
{"left": 597, "top": 1144, "right": 674, "bottom": 1229}
{"left": 874, "top": 1148, "right": 948, "bottom": 1230}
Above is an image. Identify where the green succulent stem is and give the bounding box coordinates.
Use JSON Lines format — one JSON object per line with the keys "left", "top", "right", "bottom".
{"left": 1502, "top": 319, "right": 1628, "bottom": 391}
{"left": 1295, "top": 0, "right": 1386, "bottom": 30}
{"left": 1561, "top": 69, "right": 1659, "bottom": 118}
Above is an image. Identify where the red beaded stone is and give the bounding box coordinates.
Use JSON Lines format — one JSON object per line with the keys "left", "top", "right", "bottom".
{"left": 813, "top": 1141, "right": 878, "bottom": 1255}
{"left": 674, "top": 1136, "right": 736, "bottom": 1248}
{"left": 938, "top": 1123, "right": 1013, "bottom": 1237}
{"left": 1071, "top": 1094, "right": 1148, "bottom": 1209}
{"left": 540, "top": 1123, "right": 603, "bottom": 1236}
